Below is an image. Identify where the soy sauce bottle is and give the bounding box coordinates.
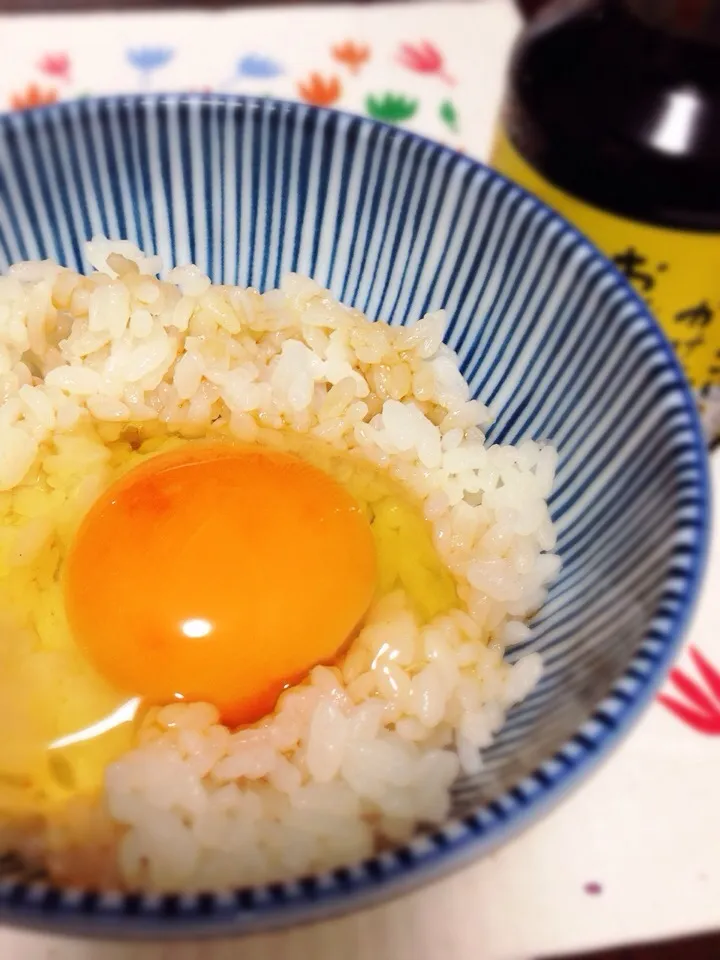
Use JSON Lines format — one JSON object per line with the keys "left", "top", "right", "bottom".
{"left": 492, "top": 0, "right": 720, "bottom": 441}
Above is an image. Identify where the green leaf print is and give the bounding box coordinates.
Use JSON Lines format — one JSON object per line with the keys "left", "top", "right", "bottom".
{"left": 439, "top": 99, "right": 459, "bottom": 133}
{"left": 366, "top": 92, "right": 418, "bottom": 124}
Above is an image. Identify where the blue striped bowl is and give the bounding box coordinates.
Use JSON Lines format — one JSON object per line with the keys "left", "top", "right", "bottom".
{"left": 0, "top": 95, "right": 709, "bottom": 937}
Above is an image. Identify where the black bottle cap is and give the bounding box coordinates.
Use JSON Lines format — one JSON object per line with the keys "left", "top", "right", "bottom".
{"left": 505, "top": 0, "right": 720, "bottom": 230}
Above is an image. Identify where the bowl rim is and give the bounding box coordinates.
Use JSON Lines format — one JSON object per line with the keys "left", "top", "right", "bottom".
{"left": 0, "top": 92, "right": 710, "bottom": 938}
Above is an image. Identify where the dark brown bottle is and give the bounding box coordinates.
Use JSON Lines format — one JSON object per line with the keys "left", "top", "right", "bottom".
{"left": 492, "top": 0, "right": 720, "bottom": 440}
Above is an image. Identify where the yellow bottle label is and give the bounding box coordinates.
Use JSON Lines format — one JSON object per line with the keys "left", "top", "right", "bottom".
{"left": 490, "top": 128, "right": 720, "bottom": 392}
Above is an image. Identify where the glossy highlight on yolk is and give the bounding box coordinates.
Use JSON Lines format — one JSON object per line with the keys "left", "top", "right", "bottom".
{"left": 64, "top": 443, "right": 377, "bottom": 726}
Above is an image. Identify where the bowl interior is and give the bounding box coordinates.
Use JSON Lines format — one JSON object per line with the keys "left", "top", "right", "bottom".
{"left": 0, "top": 95, "right": 707, "bottom": 914}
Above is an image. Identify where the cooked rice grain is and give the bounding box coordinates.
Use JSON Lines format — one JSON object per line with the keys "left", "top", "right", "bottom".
{"left": 0, "top": 238, "right": 558, "bottom": 891}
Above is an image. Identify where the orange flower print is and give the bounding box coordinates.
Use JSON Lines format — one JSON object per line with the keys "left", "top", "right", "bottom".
{"left": 332, "top": 40, "right": 370, "bottom": 74}
{"left": 10, "top": 84, "right": 58, "bottom": 111}
{"left": 297, "top": 73, "right": 342, "bottom": 108}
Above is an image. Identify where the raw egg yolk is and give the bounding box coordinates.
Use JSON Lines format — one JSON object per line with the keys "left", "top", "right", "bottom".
{"left": 65, "top": 443, "right": 377, "bottom": 726}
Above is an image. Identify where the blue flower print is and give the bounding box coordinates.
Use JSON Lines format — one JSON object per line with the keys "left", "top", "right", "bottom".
{"left": 126, "top": 47, "right": 175, "bottom": 87}
{"left": 235, "top": 54, "right": 284, "bottom": 79}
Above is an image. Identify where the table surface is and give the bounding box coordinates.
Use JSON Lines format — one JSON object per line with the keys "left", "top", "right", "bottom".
{"left": 0, "top": 2, "right": 718, "bottom": 958}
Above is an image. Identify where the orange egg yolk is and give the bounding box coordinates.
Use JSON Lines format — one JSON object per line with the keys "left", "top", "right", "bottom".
{"left": 64, "top": 442, "right": 377, "bottom": 726}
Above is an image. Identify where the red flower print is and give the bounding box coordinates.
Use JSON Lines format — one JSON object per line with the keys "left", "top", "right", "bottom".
{"left": 37, "top": 53, "right": 71, "bottom": 82}
{"left": 397, "top": 41, "right": 455, "bottom": 85}
{"left": 10, "top": 84, "right": 58, "bottom": 111}
{"left": 297, "top": 73, "right": 342, "bottom": 108}
{"left": 657, "top": 647, "right": 720, "bottom": 734}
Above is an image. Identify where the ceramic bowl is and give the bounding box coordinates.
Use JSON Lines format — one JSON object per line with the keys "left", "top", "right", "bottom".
{"left": 0, "top": 94, "right": 708, "bottom": 936}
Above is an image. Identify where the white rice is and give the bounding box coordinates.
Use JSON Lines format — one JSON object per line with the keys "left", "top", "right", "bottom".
{"left": 0, "top": 238, "right": 558, "bottom": 891}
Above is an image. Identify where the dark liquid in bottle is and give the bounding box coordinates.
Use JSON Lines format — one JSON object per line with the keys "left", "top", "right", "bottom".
{"left": 506, "top": 0, "right": 720, "bottom": 230}
{"left": 492, "top": 0, "right": 720, "bottom": 439}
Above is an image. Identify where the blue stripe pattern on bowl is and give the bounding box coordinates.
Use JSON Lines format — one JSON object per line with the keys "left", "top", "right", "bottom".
{"left": 0, "top": 95, "right": 709, "bottom": 936}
